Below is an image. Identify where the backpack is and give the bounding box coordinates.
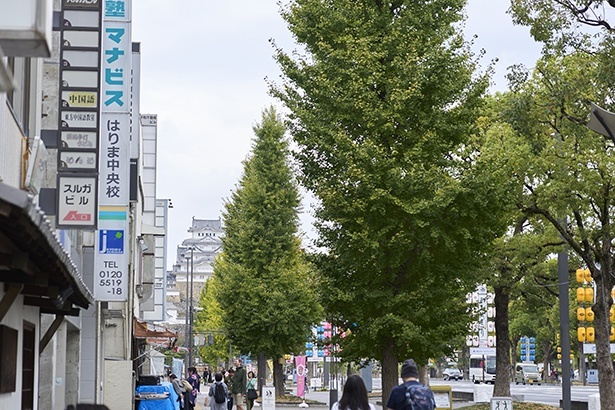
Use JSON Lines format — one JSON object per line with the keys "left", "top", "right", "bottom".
{"left": 214, "top": 382, "right": 226, "bottom": 404}
{"left": 405, "top": 383, "right": 435, "bottom": 410}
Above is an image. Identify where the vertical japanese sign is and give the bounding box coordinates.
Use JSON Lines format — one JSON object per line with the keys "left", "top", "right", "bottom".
{"left": 94, "top": 0, "right": 131, "bottom": 301}
{"left": 57, "top": 0, "right": 102, "bottom": 228}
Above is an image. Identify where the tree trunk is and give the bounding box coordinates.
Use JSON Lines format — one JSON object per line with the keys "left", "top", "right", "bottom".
{"left": 381, "top": 337, "right": 398, "bottom": 408}
{"left": 258, "top": 351, "right": 266, "bottom": 395}
{"left": 593, "top": 266, "right": 615, "bottom": 410}
{"left": 494, "top": 285, "right": 511, "bottom": 397}
{"left": 273, "top": 356, "right": 285, "bottom": 397}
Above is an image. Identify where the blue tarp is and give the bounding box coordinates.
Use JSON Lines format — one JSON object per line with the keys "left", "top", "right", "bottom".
{"left": 136, "top": 382, "right": 180, "bottom": 410}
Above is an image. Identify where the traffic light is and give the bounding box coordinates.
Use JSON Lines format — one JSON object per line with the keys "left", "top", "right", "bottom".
{"left": 611, "top": 328, "right": 615, "bottom": 342}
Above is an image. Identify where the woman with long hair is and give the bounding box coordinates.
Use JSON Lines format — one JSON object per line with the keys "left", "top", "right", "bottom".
{"left": 246, "top": 371, "right": 258, "bottom": 410}
{"left": 331, "top": 375, "right": 375, "bottom": 410}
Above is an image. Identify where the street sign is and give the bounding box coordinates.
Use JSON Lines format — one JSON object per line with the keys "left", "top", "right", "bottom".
{"left": 582, "top": 343, "right": 615, "bottom": 354}
{"left": 491, "top": 397, "right": 512, "bottom": 410}
{"left": 262, "top": 386, "right": 275, "bottom": 410}
{"left": 470, "top": 347, "right": 496, "bottom": 355}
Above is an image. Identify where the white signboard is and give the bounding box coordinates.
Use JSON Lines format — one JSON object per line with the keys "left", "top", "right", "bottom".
{"left": 470, "top": 347, "right": 496, "bottom": 356}
{"left": 63, "top": 10, "right": 100, "bottom": 28}
{"left": 62, "top": 50, "right": 100, "bottom": 68}
{"left": 63, "top": 30, "right": 99, "bottom": 48}
{"left": 57, "top": 175, "right": 97, "bottom": 227}
{"left": 93, "top": 0, "right": 131, "bottom": 301}
{"left": 61, "top": 111, "right": 97, "bottom": 128}
{"left": 99, "top": 113, "right": 130, "bottom": 204}
{"left": 61, "top": 130, "right": 97, "bottom": 149}
{"left": 491, "top": 397, "right": 512, "bottom": 410}
{"left": 62, "top": 70, "right": 98, "bottom": 88}
{"left": 582, "top": 343, "right": 615, "bottom": 354}
{"left": 433, "top": 392, "right": 451, "bottom": 408}
{"left": 261, "top": 386, "right": 275, "bottom": 410}
{"left": 94, "top": 210, "right": 129, "bottom": 301}
{"left": 60, "top": 151, "right": 98, "bottom": 170}
{"left": 101, "top": 19, "right": 131, "bottom": 112}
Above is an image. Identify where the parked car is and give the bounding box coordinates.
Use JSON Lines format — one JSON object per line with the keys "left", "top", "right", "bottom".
{"left": 442, "top": 367, "right": 463, "bottom": 381}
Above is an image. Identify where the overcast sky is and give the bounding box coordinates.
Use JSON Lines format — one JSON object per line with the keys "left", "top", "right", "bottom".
{"left": 131, "top": 0, "right": 543, "bottom": 269}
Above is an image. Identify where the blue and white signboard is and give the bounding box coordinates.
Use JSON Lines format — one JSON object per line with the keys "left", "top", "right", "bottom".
{"left": 94, "top": 0, "right": 131, "bottom": 301}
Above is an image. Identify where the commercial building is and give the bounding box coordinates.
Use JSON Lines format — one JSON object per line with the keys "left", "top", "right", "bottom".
{"left": 1, "top": 1, "right": 171, "bottom": 408}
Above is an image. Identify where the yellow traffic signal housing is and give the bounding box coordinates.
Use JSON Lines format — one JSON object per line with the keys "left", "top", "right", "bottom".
{"left": 584, "top": 269, "right": 592, "bottom": 282}
{"left": 585, "top": 287, "right": 594, "bottom": 303}
{"left": 557, "top": 354, "right": 562, "bottom": 360}
{"left": 577, "top": 288, "right": 585, "bottom": 303}
{"left": 577, "top": 307, "right": 586, "bottom": 321}
{"left": 578, "top": 327, "right": 586, "bottom": 342}
{"left": 576, "top": 269, "right": 585, "bottom": 283}
{"left": 585, "top": 307, "right": 595, "bottom": 322}
{"left": 557, "top": 346, "right": 562, "bottom": 353}
{"left": 611, "top": 307, "right": 615, "bottom": 322}
{"left": 611, "top": 328, "right": 615, "bottom": 342}
{"left": 587, "top": 327, "right": 595, "bottom": 342}
{"left": 570, "top": 354, "right": 574, "bottom": 359}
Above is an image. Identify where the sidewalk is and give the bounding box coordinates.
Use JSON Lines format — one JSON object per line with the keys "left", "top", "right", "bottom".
{"left": 194, "top": 387, "right": 473, "bottom": 410}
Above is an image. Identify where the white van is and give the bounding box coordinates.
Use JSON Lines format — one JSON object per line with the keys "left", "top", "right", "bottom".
{"left": 515, "top": 363, "right": 541, "bottom": 385}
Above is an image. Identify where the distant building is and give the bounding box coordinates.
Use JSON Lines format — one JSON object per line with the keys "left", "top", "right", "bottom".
{"left": 169, "top": 217, "right": 224, "bottom": 319}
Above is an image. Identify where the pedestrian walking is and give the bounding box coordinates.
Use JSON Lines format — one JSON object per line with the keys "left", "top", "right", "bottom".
{"left": 169, "top": 373, "right": 186, "bottom": 410}
{"left": 232, "top": 358, "right": 247, "bottom": 410}
{"left": 331, "top": 374, "right": 375, "bottom": 410}
{"left": 246, "top": 371, "right": 258, "bottom": 410}
{"left": 385, "top": 359, "right": 435, "bottom": 410}
{"left": 226, "top": 368, "right": 235, "bottom": 410}
{"left": 209, "top": 372, "right": 229, "bottom": 410}
{"left": 185, "top": 367, "right": 200, "bottom": 410}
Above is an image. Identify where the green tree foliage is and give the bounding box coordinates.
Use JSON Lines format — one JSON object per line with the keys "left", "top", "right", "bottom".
{"left": 272, "top": 0, "right": 510, "bottom": 401}
{"left": 195, "top": 277, "right": 231, "bottom": 369}
{"left": 484, "top": 50, "right": 615, "bottom": 408}
{"left": 214, "top": 107, "right": 322, "bottom": 396}
{"left": 510, "top": 0, "right": 615, "bottom": 51}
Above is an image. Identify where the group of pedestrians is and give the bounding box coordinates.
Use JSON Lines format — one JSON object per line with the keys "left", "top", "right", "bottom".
{"left": 169, "top": 367, "right": 201, "bottom": 410}
{"left": 333, "top": 358, "right": 435, "bottom": 410}
{"left": 171, "top": 356, "right": 434, "bottom": 410}
{"left": 204, "top": 358, "right": 259, "bottom": 410}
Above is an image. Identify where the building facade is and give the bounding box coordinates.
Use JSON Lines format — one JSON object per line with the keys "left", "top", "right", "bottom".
{"left": 1, "top": 1, "right": 171, "bottom": 408}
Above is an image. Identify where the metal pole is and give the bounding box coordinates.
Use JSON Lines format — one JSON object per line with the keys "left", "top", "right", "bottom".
{"left": 184, "top": 250, "right": 190, "bottom": 378}
{"left": 188, "top": 246, "right": 194, "bottom": 371}
{"left": 558, "top": 244, "right": 571, "bottom": 410}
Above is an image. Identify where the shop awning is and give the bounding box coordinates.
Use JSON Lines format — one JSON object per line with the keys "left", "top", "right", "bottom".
{"left": 0, "top": 182, "right": 93, "bottom": 316}
{"left": 134, "top": 317, "right": 177, "bottom": 339}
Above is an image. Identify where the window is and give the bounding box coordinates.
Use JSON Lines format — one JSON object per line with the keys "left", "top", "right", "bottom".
{"left": 6, "top": 57, "right": 32, "bottom": 136}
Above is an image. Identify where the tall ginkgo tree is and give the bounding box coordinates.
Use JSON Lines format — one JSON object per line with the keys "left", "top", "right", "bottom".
{"left": 272, "top": 0, "right": 511, "bottom": 402}
{"left": 214, "top": 107, "right": 321, "bottom": 396}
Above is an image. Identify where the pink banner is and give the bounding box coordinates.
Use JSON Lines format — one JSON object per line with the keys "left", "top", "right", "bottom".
{"left": 295, "top": 355, "right": 307, "bottom": 397}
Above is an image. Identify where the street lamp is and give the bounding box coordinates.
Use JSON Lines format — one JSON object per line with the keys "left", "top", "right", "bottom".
{"left": 587, "top": 103, "right": 615, "bottom": 142}
{"left": 184, "top": 246, "right": 195, "bottom": 378}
